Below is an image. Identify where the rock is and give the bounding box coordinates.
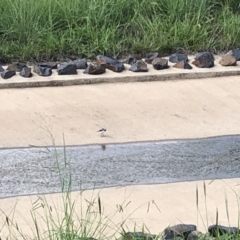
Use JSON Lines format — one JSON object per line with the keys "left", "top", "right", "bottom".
{"left": 169, "top": 53, "right": 188, "bottom": 63}
{"left": 1, "top": 70, "right": 16, "bottom": 79}
{"left": 121, "top": 232, "right": 156, "bottom": 240}
{"left": 129, "top": 60, "right": 148, "bottom": 72}
{"left": 83, "top": 63, "right": 106, "bottom": 75}
{"left": 38, "top": 62, "right": 58, "bottom": 69}
{"left": 219, "top": 54, "right": 237, "bottom": 66}
{"left": 173, "top": 61, "right": 192, "bottom": 70}
{"left": 7, "top": 62, "right": 26, "bottom": 72}
{"left": 152, "top": 58, "right": 169, "bottom": 70}
{"left": 187, "top": 231, "right": 204, "bottom": 240}
{"left": 125, "top": 54, "right": 142, "bottom": 65}
{"left": 165, "top": 237, "right": 183, "bottom": 240}
{"left": 208, "top": 225, "right": 240, "bottom": 237}
{"left": 145, "top": 52, "right": 160, "bottom": 64}
{"left": 33, "top": 65, "right": 52, "bottom": 76}
{"left": 163, "top": 224, "right": 197, "bottom": 239}
{"left": 71, "top": 58, "right": 88, "bottom": 69}
{"left": 0, "top": 65, "right": 4, "bottom": 72}
{"left": 20, "top": 67, "right": 32, "bottom": 78}
{"left": 227, "top": 48, "right": 240, "bottom": 61}
{"left": 57, "top": 63, "right": 77, "bottom": 75}
{"left": 192, "top": 52, "right": 214, "bottom": 68}
{"left": 96, "top": 55, "right": 125, "bottom": 72}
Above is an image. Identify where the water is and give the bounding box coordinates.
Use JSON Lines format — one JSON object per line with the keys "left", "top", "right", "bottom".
{"left": 0, "top": 135, "right": 240, "bottom": 198}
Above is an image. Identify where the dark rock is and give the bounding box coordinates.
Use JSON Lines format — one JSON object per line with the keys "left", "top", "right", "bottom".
{"left": 1, "top": 70, "right": 16, "bottom": 79}
{"left": 152, "top": 58, "right": 169, "bottom": 70}
{"left": 169, "top": 53, "right": 188, "bottom": 63}
{"left": 187, "top": 231, "right": 204, "bottom": 240}
{"left": 219, "top": 54, "right": 237, "bottom": 66}
{"left": 0, "top": 65, "right": 4, "bottom": 72}
{"left": 33, "top": 65, "right": 52, "bottom": 76}
{"left": 145, "top": 52, "right": 160, "bottom": 64}
{"left": 7, "top": 62, "right": 26, "bottom": 72}
{"left": 125, "top": 54, "right": 142, "bottom": 65}
{"left": 96, "top": 55, "right": 125, "bottom": 72}
{"left": 38, "top": 62, "right": 58, "bottom": 69}
{"left": 165, "top": 237, "right": 183, "bottom": 240}
{"left": 227, "top": 48, "right": 240, "bottom": 61}
{"left": 129, "top": 60, "right": 148, "bottom": 72}
{"left": 173, "top": 61, "right": 192, "bottom": 70}
{"left": 20, "top": 67, "right": 32, "bottom": 78}
{"left": 121, "top": 232, "right": 156, "bottom": 240}
{"left": 163, "top": 224, "right": 197, "bottom": 239}
{"left": 83, "top": 63, "right": 106, "bottom": 75}
{"left": 192, "top": 52, "right": 214, "bottom": 68}
{"left": 208, "top": 225, "right": 240, "bottom": 237}
{"left": 71, "top": 58, "right": 88, "bottom": 69}
{"left": 57, "top": 63, "right": 77, "bottom": 75}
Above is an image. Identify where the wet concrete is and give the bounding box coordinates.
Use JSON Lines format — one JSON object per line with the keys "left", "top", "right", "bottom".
{"left": 0, "top": 135, "right": 240, "bottom": 198}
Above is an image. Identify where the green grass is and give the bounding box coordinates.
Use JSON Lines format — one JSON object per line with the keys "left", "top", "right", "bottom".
{"left": 0, "top": 0, "right": 240, "bottom": 62}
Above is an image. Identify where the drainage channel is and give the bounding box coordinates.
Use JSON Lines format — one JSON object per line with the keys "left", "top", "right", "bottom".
{"left": 0, "top": 135, "right": 240, "bottom": 198}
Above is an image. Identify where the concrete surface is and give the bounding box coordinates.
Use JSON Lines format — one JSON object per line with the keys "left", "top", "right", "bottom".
{"left": 0, "top": 72, "right": 240, "bottom": 239}
{"left": 1, "top": 55, "right": 240, "bottom": 89}
{"left": 0, "top": 179, "right": 240, "bottom": 239}
{"left": 0, "top": 76, "right": 240, "bottom": 148}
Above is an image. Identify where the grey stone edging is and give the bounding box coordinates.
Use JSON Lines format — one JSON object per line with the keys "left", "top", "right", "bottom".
{"left": 1, "top": 52, "right": 240, "bottom": 89}
{"left": 0, "top": 69, "right": 240, "bottom": 89}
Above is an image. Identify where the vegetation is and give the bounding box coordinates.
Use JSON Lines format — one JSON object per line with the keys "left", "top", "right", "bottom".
{"left": 0, "top": 0, "right": 240, "bottom": 62}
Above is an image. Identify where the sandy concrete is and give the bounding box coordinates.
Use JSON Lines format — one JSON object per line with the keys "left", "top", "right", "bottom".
{"left": 1, "top": 55, "right": 240, "bottom": 89}
{"left": 0, "top": 179, "right": 239, "bottom": 239}
{"left": 0, "top": 76, "right": 240, "bottom": 148}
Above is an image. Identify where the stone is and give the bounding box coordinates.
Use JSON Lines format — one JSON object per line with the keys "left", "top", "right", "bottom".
{"left": 227, "top": 48, "right": 240, "bottom": 61}
{"left": 169, "top": 53, "right": 188, "bottom": 63}
{"left": 0, "top": 65, "right": 4, "bottom": 72}
{"left": 129, "top": 60, "right": 148, "bottom": 72}
{"left": 83, "top": 63, "right": 106, "bottom": 75}
{"left": 121, "top": 232, "right": 156, "bottom": 240}
{"left": 173, "top": 61, "right": 192, "bottom": 70}
{"left": 71, "top": 58, "right": 88, "bottom": 69}
{"left": 187, "top": 231, "right": 204, "bottom": 240}
{"left": 20, "top": 67, "right": 32, "bottom": 78}
{"left": 192, "top": 52, "right": 214, "bottom": 68}
{"left": 208, "top": 225, "right": 240, "bottom": 237}
{"left": 125, "top": 54, "right": 142, "bottom": 65}
{"left": 165, "top": 237, "right": 183, "bottom": 240}
{"left": 152, "top": 58, "right": 169, "bottom": 70}
{"left": 219, "top": 54, "right": 237, "bottom": 66}
{"left": 33, "top": 65, "right": 52, "bottom": 76}
{"left": 7, "top": 62, "right": 26, "bottom": 72}
{"left": 145, "top": 52, "right": 160, "bottom": 64}
{"left": 1, "top": 70, "right": 16, "bottom": 79}
{"left": 57, "top": 63, "right": 77, "bottom": 75}
{"left": 38, "top": 62, "right": 58, "bottom": 69}
{"left": 163, "top": 224, "right": 197, "bottom": 239}
{"left": 96, "top": 55, "right": 125, "bottom": 72}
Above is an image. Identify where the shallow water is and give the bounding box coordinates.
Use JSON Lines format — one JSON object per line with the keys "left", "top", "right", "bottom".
{"left": 1, "top": 135, "right": 240, "bottom": 198}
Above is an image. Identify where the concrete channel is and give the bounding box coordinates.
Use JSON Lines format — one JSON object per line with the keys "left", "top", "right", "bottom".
{"left": 0, "top": 135, "right": 240, "bottom": 198}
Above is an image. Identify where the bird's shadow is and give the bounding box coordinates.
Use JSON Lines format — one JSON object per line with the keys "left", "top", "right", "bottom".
{"left": 101, "top": 134, "right": 113, "bottom": 139}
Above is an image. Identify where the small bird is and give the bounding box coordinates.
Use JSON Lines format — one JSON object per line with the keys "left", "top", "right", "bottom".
{"left": 97, "top": 127, "right": 107, "bottom": 137}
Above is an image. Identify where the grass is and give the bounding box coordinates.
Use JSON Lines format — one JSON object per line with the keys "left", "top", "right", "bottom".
{"left": 0, "top": 0, "right": 240, "bottom": 62}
